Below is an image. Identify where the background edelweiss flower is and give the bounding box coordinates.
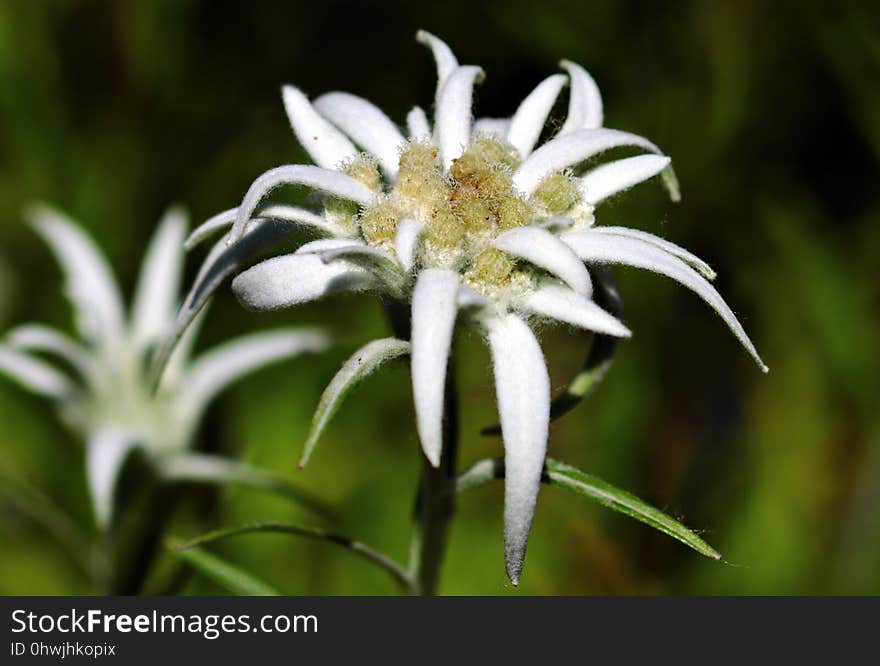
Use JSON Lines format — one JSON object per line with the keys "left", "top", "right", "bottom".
{"left": 168, "top": 31, "right": 767, "bottom": 584}
{"left": 0, "top": 204, "right": 329, "bottom": 529}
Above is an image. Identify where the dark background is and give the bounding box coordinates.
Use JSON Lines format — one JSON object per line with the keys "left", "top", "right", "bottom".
{"left": 1, "top": 0, "right": 878, "bottom": 594}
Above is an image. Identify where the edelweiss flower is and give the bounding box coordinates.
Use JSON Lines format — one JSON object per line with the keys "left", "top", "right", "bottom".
{"left": 0, "top": 205, "right": 328, "bottom": 528}
{"left": 179, "top": 31, "right": 766, "bottom": 584}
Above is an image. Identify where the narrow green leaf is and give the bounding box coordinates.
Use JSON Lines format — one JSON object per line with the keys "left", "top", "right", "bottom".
{"left": 544, "top": 458, "right": 721, "bottom": 560}
{"left": 455, "top": 457, "right": 721, "bottom": 560}
{"left": 167, "top": 539, "right": 280, "bottom": 596}
{"left": 156, "top": 452, "right": 335, "bottom": 519}
{"left": 177, "top": 522, "right": 414, "bottom": 592}
{"left": 301, "top": 337, "right": 410, "bottom": 467}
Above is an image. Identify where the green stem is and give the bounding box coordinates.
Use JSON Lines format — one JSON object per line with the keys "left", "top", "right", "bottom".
{"left": 108, "top": 482, "right": 179, "bottom": 594}
{"left": 383, "top": 297, "right": 459, "bottom": 596}
{"left": 407, "top": 365, "right": 458, "bottom": 595}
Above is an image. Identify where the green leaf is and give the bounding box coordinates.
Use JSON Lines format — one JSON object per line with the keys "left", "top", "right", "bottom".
{"left": 301, "top": 337, "right": 410, "bottom": 467}
{"left": 167, "top": 539, "right": 280, "bottom": 596}
{"left": 455, "top": 457, "right": 721, "bottom": 561}
{"left": 156, "top": 452, "right": 335, "bottom": 519}
{"left": 177, "top": 522, "right": 414, "bottom": 592}
{"left": 544, "top": 458, "right": 722, "bottom": 560}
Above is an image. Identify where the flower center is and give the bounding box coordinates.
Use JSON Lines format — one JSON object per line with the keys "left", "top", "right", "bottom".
{"left": 335, "top": 136, "right": 581, "bottom": 296}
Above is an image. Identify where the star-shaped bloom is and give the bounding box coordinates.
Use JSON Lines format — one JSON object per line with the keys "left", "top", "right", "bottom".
{"left": 0, "top": 205, "right": 329, "bottom": 528}
{"left": 178, "top": 31, "right": 766, "bottom": 584}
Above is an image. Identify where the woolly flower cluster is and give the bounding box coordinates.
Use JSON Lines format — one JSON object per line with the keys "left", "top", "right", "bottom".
{"left": 179, "top": 31, "right": 766, "bottom": 584}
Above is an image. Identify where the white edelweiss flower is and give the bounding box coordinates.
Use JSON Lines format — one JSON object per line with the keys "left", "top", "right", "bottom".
{"left": 177, "top": 30, "right": 767, "bottom": 585}
{"left": 0, "top": 204, "right": 329, "bottom": 529}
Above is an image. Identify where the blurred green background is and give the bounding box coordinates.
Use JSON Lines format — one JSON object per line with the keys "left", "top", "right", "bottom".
{"left": 1, "top": 0, "right": 878, "bottom": 595}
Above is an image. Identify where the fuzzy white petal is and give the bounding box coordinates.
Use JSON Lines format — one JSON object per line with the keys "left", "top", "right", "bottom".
{"left": 513, "top": 128, "right": 662, "bottom": 196}
{"left": 152, "top": 219, "right": 301, "bottom": 387}
{"left": 232, "top": 253, "right": 372, "bottom": 311}
{"left": 558, "top": 60, "right": 604, "bottom": 133}
{"left": 281, "top": 85, "right": 358, "bottom": 169}
{"left": 0, "top": 345, "right": 74, "bottom": 398}
{"left": 186, "top": 205, "right": 337, "bottom": 250}
{"left": 435, "top": 65, "right": 485, "bottom": 169}
{"left": 231, "top": 165, "right": 374, "bottom": 242}
{"left": 507, "top": 74, "right": 567, "bottom": 158}
{"left": 314, "top": 92, "right": 406, "bottom": 177}
{"left": 416, "top": 30, "right": 459, "bottom": 105}
{"left": 562, "top": 231, "right": 767, "bottom": 371}
{"left": 411, "top": 269, "right": 459, "bottom": 467}
{"left": 394, "top": 218, "right": 423, "bottom": 273}
{"left": 184, "top": 207, "right": 237, "bottom": 250}
{"left": 87, "top": 430, "right": 138, "bottom": 529}
{"left": 518, "top": 284, "right": 631, "bottom": 337}
{"left": 7, "top": 324, "right": 93, "bottom": 379}
{"left": 486, "top": 313, "right": 550, "bottom": 585}
{"left": 407, "top": 106, "right": 431, "bottom": 139}
{"left": 472, "top": 117, "right": 511, "bottom": 140}
{"left": 27, "top": 204, "right": 125, "bottom": 350}
{"left": 579, "top": 154, "right": 671, "bottom": 205}
{"left": 296, "top": 237, "right": 365, "bottom": 254}
{"left": 592, "top": 226, "right": 716, "bottom": 280}
{"left": 317, "top": 244, "right": 397, "bottom": 267}
{"left": 495, "top": 226, "right": 592, "bottom": 296}
{"left": 131, "top": 206, "right": 186, "bottom": 348}
{"left": 178, "top": 328, "right": 329, "bottom": 429}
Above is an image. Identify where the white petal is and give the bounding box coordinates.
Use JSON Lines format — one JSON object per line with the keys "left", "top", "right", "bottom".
{"left": 518, "top": 284, "right": 631, "bottom": 337}
{"left": 314, "top": 92, "right": 406, "bottom": 178}
{"left": 472, "top": 117, "right": 511, "bottom": 140}
{"left": 561, "top": 230, "right": 767, "bottom": 371}
{"left": 231, "top": 165, "right": 374, "bottom": 242}
{"left": 27, "top": 204, "right": 125, "bottom": 349}
{"left": 131, "top": 206, "right": 186, "bottom": 348}
{"left": 558, "top": 60, "right": 603, "bottom": 133}
{"left": 494, "top": 226, "right": 592, "bottom": 296}
{"left": 394, "top": 218, "right": 423, "bottom": 272}
{"left": 152, "top": 219, "right": 301, "bottom": 388}
{"left": 7, "top": 324, "right": 93, "bottom": 379}
{"left": 296, "top": 237, "right": 365, "bottom": 254}
{"left": 178, "top": 328, "right": 329, "bottom": 429}
{"left": 407, "top": 106, "right": 431, "bottom": 139}
{"left": 416, "top": 30, "right": 459, "bottom": 106}
{"left": 232, "top": 253, "right": 373, "bottom": 311}
{"left": 0, "top": 345, "right": 74, "bottom": 398}
{"left": 185, "top": 204, "right": 337, "bottom": 251}
{"left": 317, "top": 244, "right": 397, "bottom": 266}
{"left": 507, "top": 74, "right": 567, "bottom": 158}
{"left": 184, "top": 207, "right": 236, "bottom": 250}
{"left": 435, "top": 65, "right": 485, "bottom": 169}
{"left": 411, "top": 269, "right": 459, "bottom": 467}
{"left": 579, "top": 154, "right": 671, "bottom": 205}
{"left": 513, "top": 128, "right": 663, "bottom": 196}
{"left": 486, "top": 313, "right": 550, "bottom": 585}
{"left": 314, "top": 245, "right": 403, "bottom": 286}
{"left": 302, "top": 337, "right": 410, "bottom": 467}
{"left": 281, "top": 85, "right": 358, "bottom": 169}
{"left": 591, "top": 226, "right": 716, "bottom": 280}
{"left": 87, "top": 429, "right": 138, "bottom": 529}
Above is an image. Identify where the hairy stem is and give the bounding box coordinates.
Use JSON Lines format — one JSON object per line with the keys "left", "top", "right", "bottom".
{"left": 383, "top": 297, "right": 459, "bottom": 596}
{"left": 408, "top": 365, "right": 458, "bottom": 595}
